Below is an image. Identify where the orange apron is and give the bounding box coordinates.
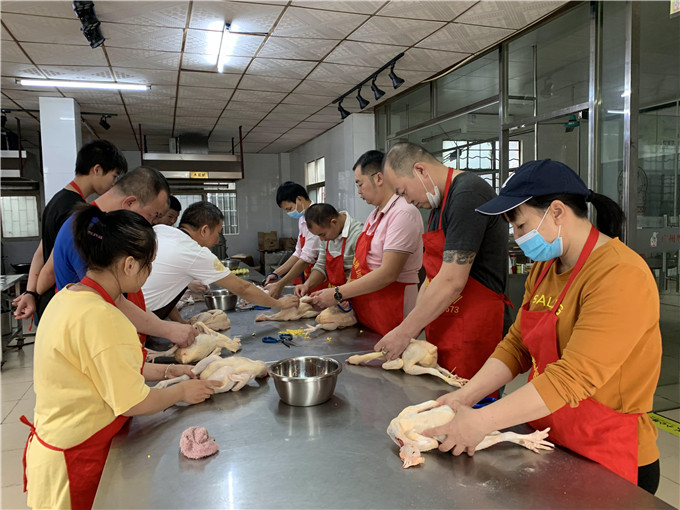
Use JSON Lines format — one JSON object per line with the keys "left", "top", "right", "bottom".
{"left": 422, "top": 168, "right": 509, "bottom": 383}
{"left": 523, "top": 226, "right": 640, "bottom": 483}
{"left": 22, "top": 276, "right": 132, "bottom": 510}
{"left": 350, "top": 211, "right": 409, "bottom": 336}
{"left": 325, "top": 237, "right": 348, "bottom": 287}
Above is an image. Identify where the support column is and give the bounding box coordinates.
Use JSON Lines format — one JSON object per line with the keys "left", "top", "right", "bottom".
{"left": 39, "top": 97, "right": 81, "bottom": 203}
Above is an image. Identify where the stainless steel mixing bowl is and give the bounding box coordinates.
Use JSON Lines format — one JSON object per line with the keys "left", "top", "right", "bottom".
{"left": 203, "top": 289, "right": 237, "bottom": 311}
{"left": 269, "top": 356, "right": 342, "bottom": 406}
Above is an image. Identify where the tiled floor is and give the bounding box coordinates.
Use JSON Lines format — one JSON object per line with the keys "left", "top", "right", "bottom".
{"left": 2, "top": 343, "right": 679, "bottom": 510}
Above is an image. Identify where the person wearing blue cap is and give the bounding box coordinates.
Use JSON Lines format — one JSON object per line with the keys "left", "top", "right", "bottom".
{"left": 424, "top": 159, "right": 662, "bottom": 494}
{"left": 378, "top": 142, "right": 512, "bottom": 389}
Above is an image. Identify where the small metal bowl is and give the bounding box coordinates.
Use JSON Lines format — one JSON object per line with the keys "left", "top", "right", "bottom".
{"left": 204, "top": 289, "right": 237, "bottom": 311}
{"left": 222, "top": 259, "right": 240, "bottom": 271}
{"left": 269, "top": 356, "right": 342, "bottom": 407}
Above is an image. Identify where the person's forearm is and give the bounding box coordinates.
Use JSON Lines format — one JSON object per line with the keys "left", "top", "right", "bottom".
{"left": 278, "top": 258, "right": 311, "bottom": 286}
{"left": 339, "top": 266, "right": 395, "bottom": 299}
{"left": 26, "top": 244, "right": 44, "bottom": 292}
{"left": 123, "top": 387, "right": 183, "bottom": 416}
{"left": 398, "top": 275, "right": 464, "bottom": 337}
{"left": 219, "top": 274, "right": 280, "bottom": 308}
{"left": 477, "top": 379, "right": 551, "bottom": 433}
{"left": 142, "top": 363, "right": 170, "bottom": 381}
{"left": 118, "top": 296, "right": 173, "bottom": 337}
{"left": 453, "top": 358, "right": 515, "bottom": 406}
{"left": 304, "top": 269, "right": 325, "bottom": 290}
{"left": 273, "top": 255, "right": 298, "bottom": 277}
{"left": 168, "top": 306, "right": 187, "bottom": 324}
{"left": 36, "top": 255, "right": 56, "bottom": 294}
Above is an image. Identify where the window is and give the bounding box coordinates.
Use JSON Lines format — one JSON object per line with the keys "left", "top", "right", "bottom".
{"left": 173, "top": 183, "right": 238, "bottom": 235}
{"left": 1, "top": 194, "right": 39, "bottom": 238}
{"left": 306, "top": 157, "right": 326, "bottom": 203}
{"left": 442, "top": 141, "right": 521, "bottom": 190}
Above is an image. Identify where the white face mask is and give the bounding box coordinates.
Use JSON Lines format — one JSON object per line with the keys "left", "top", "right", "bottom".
{"left": 415, "top": 172, "right": 442, "bottom": 208}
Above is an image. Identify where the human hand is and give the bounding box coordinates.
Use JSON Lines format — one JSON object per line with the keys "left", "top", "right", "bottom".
{"left": 180, "top": 379, "right": 221, "bottom": 404}
{"left": 294, "top": 284, "right": 308, "bottom": 298}
{"left": 277, "top": 295, "right": 299, "bottom": 309}
{"left": 436, "top": 390, "right": 469, "bottom": 410}
{"left": 265, "top": 281, "right": 283, "bottom": 299}
{"left": 12, "top": 293, "right": 36, "bottom": 320}
{"left": 263, "top": 273, "right": 280, "bottom": 286}
{"left": 167, "top": 323, "right": 198, "bottom": 348}
{"left": 374, "top": 327, "right": 412, "bottom": 360}
{"left": 187, "top": 280, "right": 209, "bottom": 294}
{"left": 167, "top": 364, "right": 197, "bottom": 379}
{"left": 423, "top": 402, "right": 487, "bottom": 456}
{"left": 310, "top": 288, "right": 335, "bottom": 308}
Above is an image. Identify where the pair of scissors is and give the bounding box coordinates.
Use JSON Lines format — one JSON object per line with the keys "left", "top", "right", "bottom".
{"left": 262, "top": 333, "right": 296, "bottom": 348}
{"left": 336, "top": 302, "right": 353, "bottom": 313}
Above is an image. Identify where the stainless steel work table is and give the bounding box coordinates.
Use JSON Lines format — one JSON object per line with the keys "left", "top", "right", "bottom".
{"left": 95, "top": 302, "right": 673, "bottom": 509}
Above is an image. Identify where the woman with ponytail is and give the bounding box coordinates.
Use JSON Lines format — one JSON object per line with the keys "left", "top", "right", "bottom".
{"left": 422, "top": 160, "right": 662, "bottom": 494}
{"left": 22, "top": 206, "right": 220, "bottom": 510}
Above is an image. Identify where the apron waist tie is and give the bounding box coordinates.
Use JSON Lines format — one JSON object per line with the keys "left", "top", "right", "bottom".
{"left": 20, "top": 415, "right": 64, "bottom": 492}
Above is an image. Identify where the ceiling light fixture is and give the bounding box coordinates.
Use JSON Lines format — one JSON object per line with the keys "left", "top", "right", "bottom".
{"left": 337, "top": 102, "right": 350, "bottom": 120}
{"left": 331, "top": 53, "right": 405, "bottom": 120}
{"left": 73, "top": 1, "right": 105, "bottom": 49}
{"left": 17, "top": 79, "right": 150, "bottom": 91}
{"left": 370, "top": 78, "right": 385, "bottom": 100}
{"left": 99, "top": 115, "right": 111, "bottom": 130}
{"left": 217, "top": 23, "right": 233, "bottom": 73}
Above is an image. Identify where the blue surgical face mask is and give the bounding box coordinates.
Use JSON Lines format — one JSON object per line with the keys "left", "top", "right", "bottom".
{"left": 287, "top": 200, "right": 304, "bottom": 219}
{"left": 515, "top": 208, "right": 563, "bottom": 261}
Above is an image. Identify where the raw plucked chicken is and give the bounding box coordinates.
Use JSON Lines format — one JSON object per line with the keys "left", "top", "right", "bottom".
{"left": 387, "top": 400, "right": 554, "bottom": 468}
{"left": 255, "top": 301, "right": 319, "bottom": 322}
{"left": 179, "top": 427, "right": 219, "bottom": 459}
{"left": 146, "top": 322, "right": 241, "bottom": 363}
{"left": 347, "top": 340, "right": 468, "bottom": 387}
{"left": 303, "top": 304, "right": 358, "bottom": 333}
{"left": 188, "top": 309, "right": 230, "bottom": 331}
{"left": 155, "top": 354, "right": 267, "bottom": 393}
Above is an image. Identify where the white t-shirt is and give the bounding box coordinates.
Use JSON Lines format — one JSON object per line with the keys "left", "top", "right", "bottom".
{"left": 142, "top": 225, "right": 231, "bottom": 311}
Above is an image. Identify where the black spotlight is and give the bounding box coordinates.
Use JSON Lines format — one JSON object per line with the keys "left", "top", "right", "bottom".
{"left": 338, "top": 102, "right": 350, "bottom": 120}
{"left": 370, "top": 77, "right": 385, "bottom": 100}
{"left": 99, "top": 115, "right": 111, "bottom": 130}
{"left": 1, "top": 114, "right": 7, "bottom": 128}
{"left": 356, "top": 89, "right": 369, "bottom": 110}
{"left": 73, "top": 1, "right": 105, "bottom": 49}
{"left": 388, "top": 63, "right": 405, "bottom": 89}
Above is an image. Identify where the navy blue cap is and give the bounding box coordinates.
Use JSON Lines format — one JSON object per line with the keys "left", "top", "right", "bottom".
{"left": 476, "top": 159, "right": 590, "bottom": 215}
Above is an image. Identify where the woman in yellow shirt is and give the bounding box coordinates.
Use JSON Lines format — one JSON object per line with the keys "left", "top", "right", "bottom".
{"left": 23, "top": 206, "right": 220, "bottom": 509}
{"left": 423, "top": 159, "right": 661, "bottom": 494}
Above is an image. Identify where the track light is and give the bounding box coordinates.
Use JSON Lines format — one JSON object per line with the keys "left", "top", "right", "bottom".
{"left": 99, "top": 115, "right": 111, "bottom": 130}
{"left": 388, "top": 63, "right": 405, "bottom": 89}
{"left": 73, "top": 1, "right": 105, "bottom": 49}
{"left": 338, "top": 102, "right": 350, "bottom": 120}
{"left": 331, "top": 53, "right": 405, "bottom": 119}
{"left": 370, "top": 77, "right": 385, "bottom": 100}
{"left": 356, "top": 89, "right": 369, "bottom": 110}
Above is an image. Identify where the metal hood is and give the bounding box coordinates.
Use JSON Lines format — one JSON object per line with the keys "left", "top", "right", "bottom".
{"left": 141, "top": 133, "right": 243, "bottom": 181}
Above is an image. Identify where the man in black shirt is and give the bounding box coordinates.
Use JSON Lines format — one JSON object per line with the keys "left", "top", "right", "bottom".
{"left": 377, "top": 142, "right": 511, "bottom": 384}
{"left": 13, "top": 140, "right": 127, "bottom": 321}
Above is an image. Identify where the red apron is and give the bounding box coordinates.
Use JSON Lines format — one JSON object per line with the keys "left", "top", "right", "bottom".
{"left": 350, "top": 211, "right": 409, "bottom": 336}
{"left": 290, "top": 233, "right": 327, "bottom": 292}
{"left": 325, "top": 237, "right": 348, "bottom": 287}
{"left": 422, "top": 168, "right": 509, "bottom": 383}
{"left": 22, "top": 276, "right": 131, "bottom": 510}
{"left": 69, "top": 180, "right": 87, "bottom": 201}
{"left": 523, "top": 226, "right": 640, "bottom": 484}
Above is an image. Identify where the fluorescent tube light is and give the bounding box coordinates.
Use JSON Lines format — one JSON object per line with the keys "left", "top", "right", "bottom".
{"left": 217, "top": 23, "right": 233, "bottom": 73}
{"left": 17, "top": 79, "right": 149, "bottom": 91}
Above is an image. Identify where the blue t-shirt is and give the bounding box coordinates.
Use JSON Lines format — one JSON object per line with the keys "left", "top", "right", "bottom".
{"left": 53, "top": 215, "right": 88, "bottom": 289}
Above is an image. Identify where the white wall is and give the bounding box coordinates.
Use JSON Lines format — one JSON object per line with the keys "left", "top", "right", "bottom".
{"left": 288, "top": 113, "right": 376, "bottom": 222}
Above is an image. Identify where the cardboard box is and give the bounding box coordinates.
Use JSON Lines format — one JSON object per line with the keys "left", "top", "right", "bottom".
{"left": 258, "top": 231, "right": 278, "bottom": 251}
{"left": 279, "top": 237, "right": 297, "bottom": 251}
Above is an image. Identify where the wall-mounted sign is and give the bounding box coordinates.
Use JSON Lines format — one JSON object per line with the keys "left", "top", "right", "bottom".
{"left": 190, "top": 171, "right": 209, "bottom": 179}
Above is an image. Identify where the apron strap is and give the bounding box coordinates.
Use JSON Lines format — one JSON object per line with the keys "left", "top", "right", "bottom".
{"left": 21, "top": 415, "right": 65, "bottom": 492}
{"left": 69, "top": 180, "right": 87, "bottom": 201}
{"left": 552, "top": 226, "right": 599, "bottom": 309}
{"left": 427, "top": 167, "right": 454, "bottom": 231}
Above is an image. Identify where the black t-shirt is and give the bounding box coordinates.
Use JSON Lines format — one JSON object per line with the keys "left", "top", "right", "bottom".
{"left": 428, "top": 171, "right": 511, "bottom": 332}
{"left": 41, "top": 189, "right": 84, "bottom": 261}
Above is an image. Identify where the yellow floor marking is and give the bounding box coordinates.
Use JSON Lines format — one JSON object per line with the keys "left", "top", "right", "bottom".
{"left": 648, "top": 412, "right": 680, "bottom": 438}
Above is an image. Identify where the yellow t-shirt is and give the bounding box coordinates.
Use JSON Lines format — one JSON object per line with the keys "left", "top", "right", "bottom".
{"left": 26, "top": 286, "right": 150, "bottom": 509}
{"left": 492, "top": 238, "right": 661, "bottom": 466}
